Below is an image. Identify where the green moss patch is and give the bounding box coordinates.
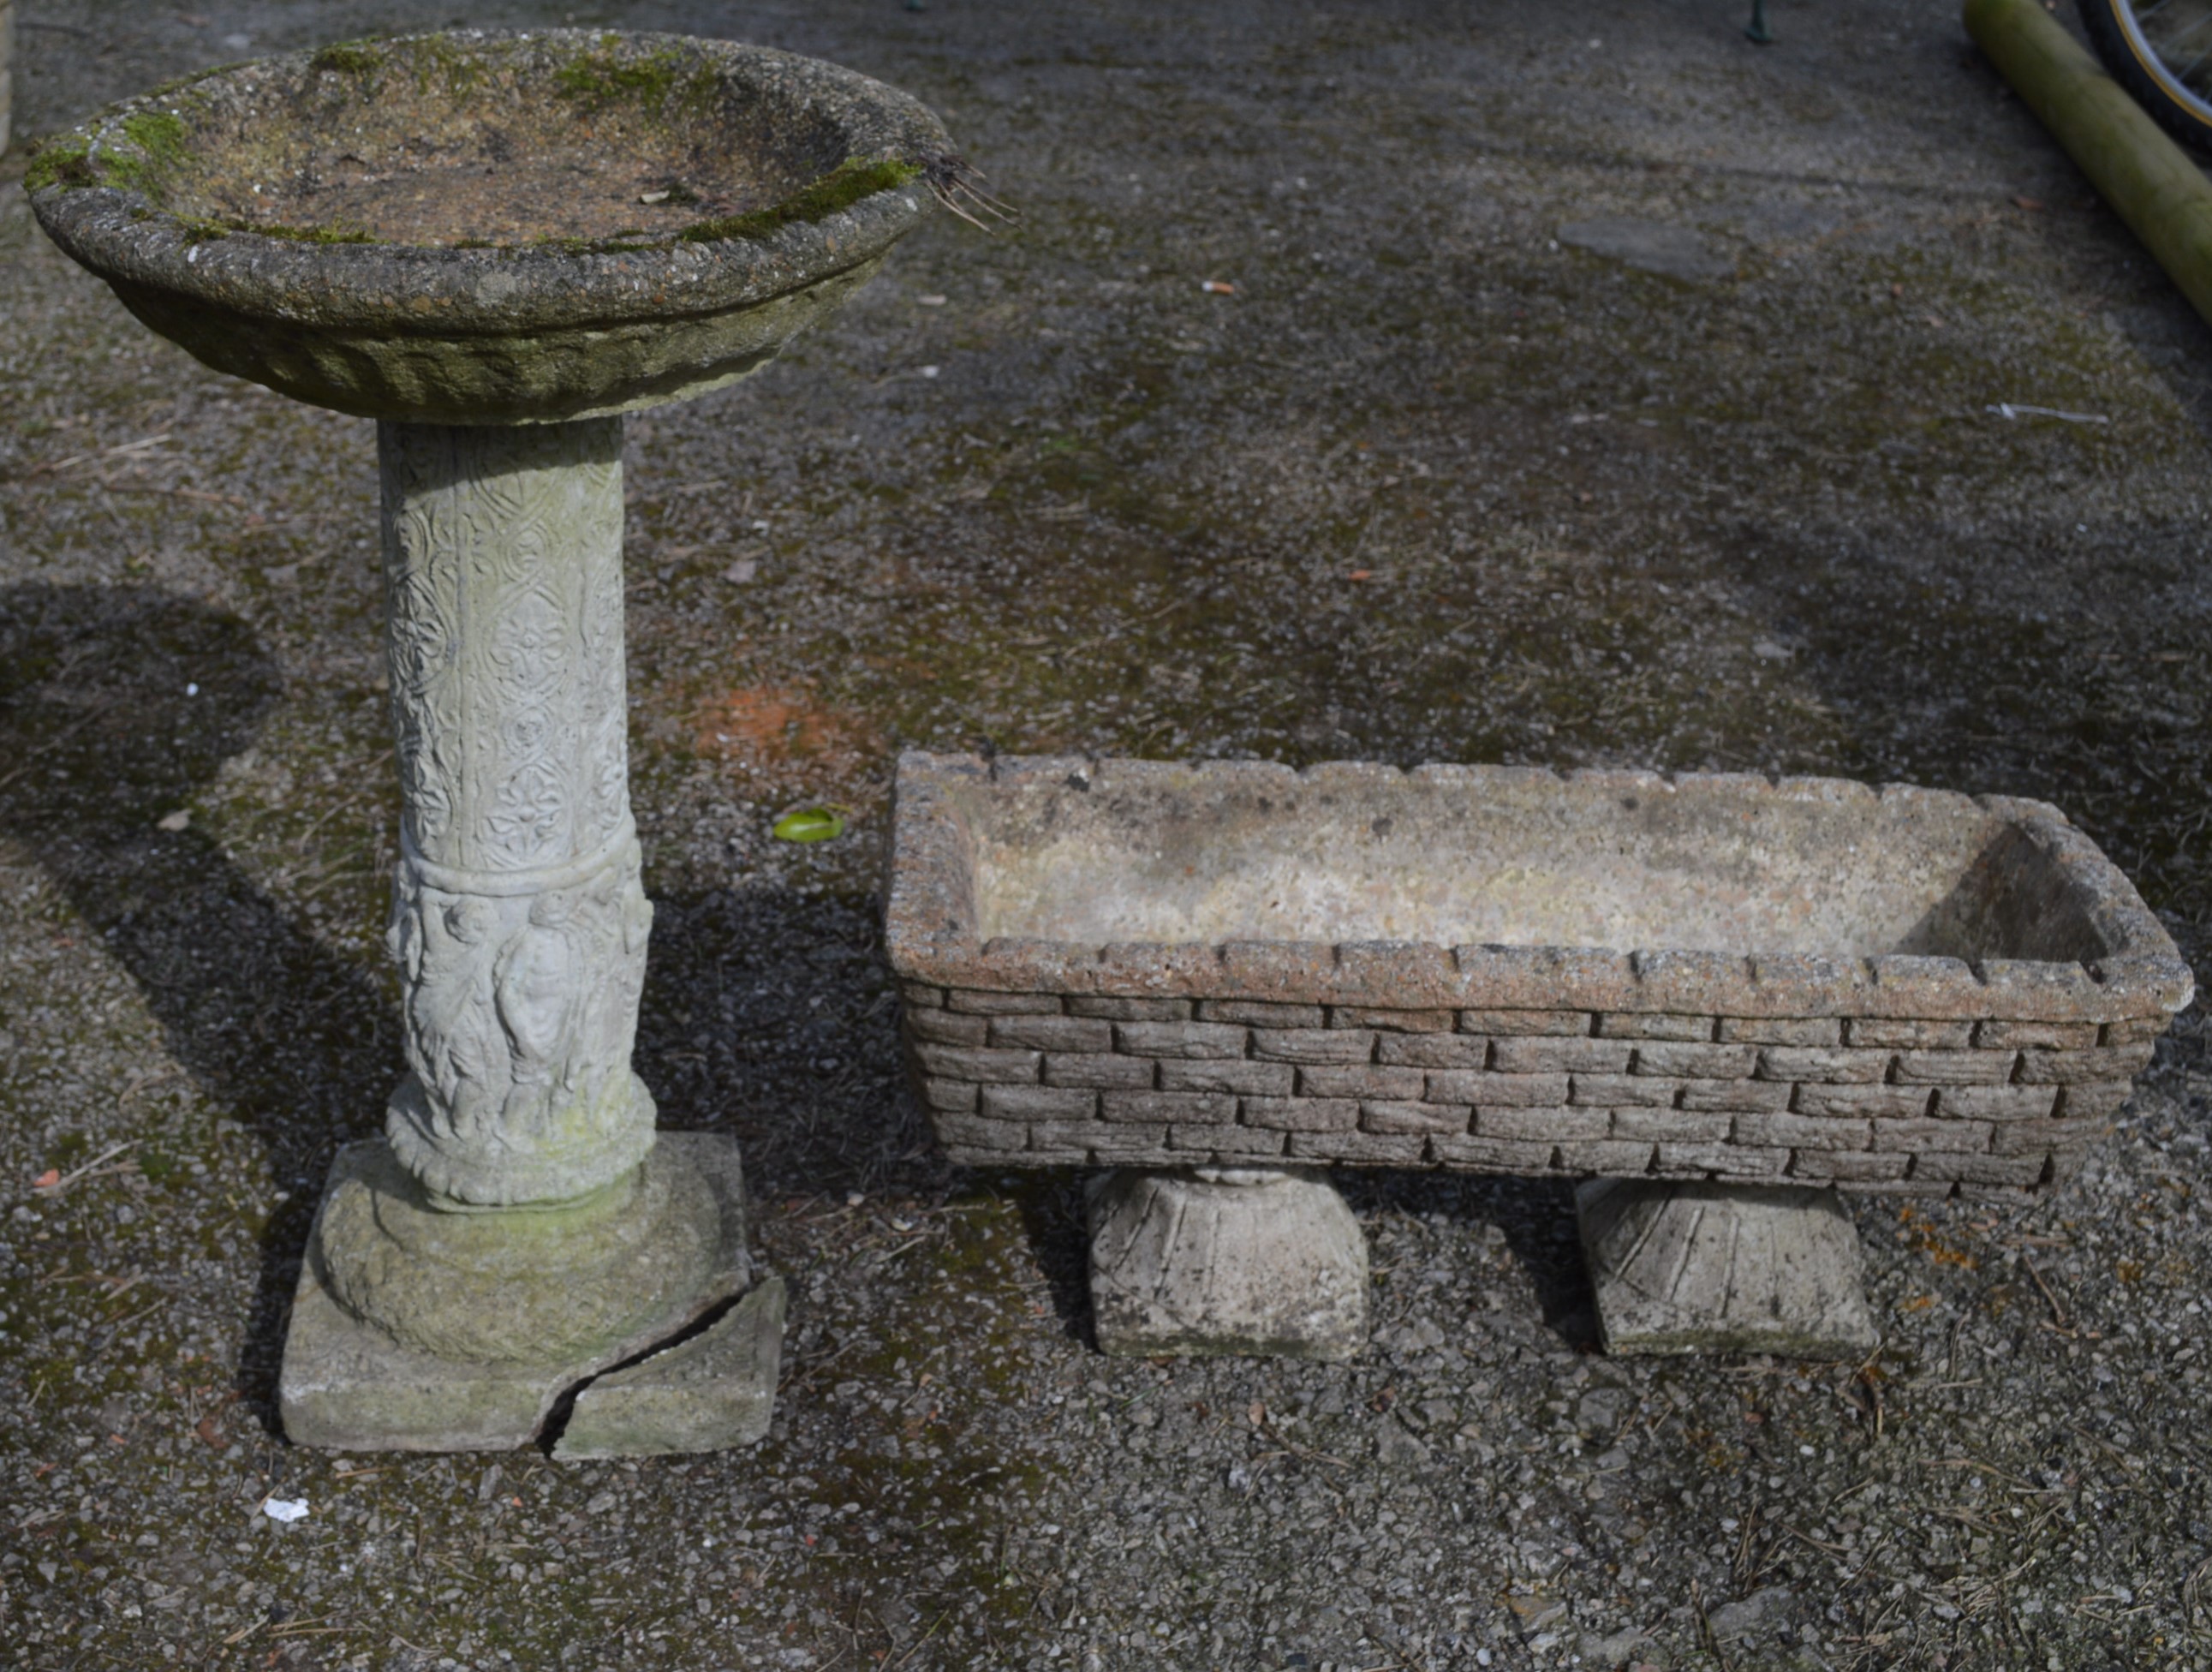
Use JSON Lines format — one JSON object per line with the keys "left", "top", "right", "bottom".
{"left": 23, "top": 135, "right": 98, "bottom": 194}
{"left": 404, "top": 33, "right": 491, "bottom": 99}
{"left": 677, "top": 157, "right": 921, "bottom": 245}
{"left": 308, "top": 39, "right": 385, "bottom": 76}
{"left": 26, "top": 110, "right": 190, "bottom": 200}
{"left": 553, "top": 45, "right": 715, "bottom": 115}
{"left": 120, "top": 110, "right": 189, "bottom": 169}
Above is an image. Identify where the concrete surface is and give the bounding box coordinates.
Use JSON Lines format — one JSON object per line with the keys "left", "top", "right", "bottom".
{"left": 5, "top": 1, "right": 2212, "bottom": 1669}
{"left": 281, "top": 1132, "right": 765, "bottom": 1454}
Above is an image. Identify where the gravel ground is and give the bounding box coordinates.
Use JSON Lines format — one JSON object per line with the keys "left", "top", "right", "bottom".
{"left": 5, "top": 0, "right": 2212, "bottom": 1668}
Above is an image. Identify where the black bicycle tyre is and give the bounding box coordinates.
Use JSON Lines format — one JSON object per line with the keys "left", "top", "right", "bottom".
{"left": 2079, "top": 0, "right": 2212, "bottom": 151}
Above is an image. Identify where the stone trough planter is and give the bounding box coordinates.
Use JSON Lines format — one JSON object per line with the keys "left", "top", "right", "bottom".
{"left": 885, "top": 753, "right": 2192, "bottom": 1358}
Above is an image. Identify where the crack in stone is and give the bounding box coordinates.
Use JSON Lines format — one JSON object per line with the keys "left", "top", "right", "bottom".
{"left": 535, "top": 1287, "right": 747, "bottom": 1454}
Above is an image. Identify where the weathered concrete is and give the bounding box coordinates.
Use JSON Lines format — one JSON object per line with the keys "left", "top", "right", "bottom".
{"left": 374, "top": 417, "right": 657, "bottom": 1209}
{"left": 308, "top": 1139, "right": 721, "bottom": 1367}
{"left": 556, "top": 1274, "right": 788, "bottom": 1460}
{"left": 281, "top": 1132, "right": 769, "bottom": 1451}
{"left": 887, "top": 752, "right": 2185, "bottom": 1194}
{"left": 1088, "top": 1166, "right": 1368, "bottom": 1359}
{"left": 1575, "top": 1178, "right": 1880, "bottom": 1358}
{"left": 23, "top": 30, "right": 950, "bottom": 424}
{"left": 22, "top": 26, "right": 951, "bottom": 1454}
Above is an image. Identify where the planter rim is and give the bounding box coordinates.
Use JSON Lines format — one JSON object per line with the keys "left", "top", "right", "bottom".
{"left": 884, "top": 750, "right": 2195, "bottom": 1024}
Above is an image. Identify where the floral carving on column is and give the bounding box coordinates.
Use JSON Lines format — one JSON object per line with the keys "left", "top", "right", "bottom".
{"left": 377, "top": 420, "right": 654, "bottom": 1207}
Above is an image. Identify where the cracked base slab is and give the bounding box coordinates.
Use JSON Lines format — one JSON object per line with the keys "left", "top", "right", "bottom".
{"left": 1576, "top": 1178, "right": 1878, "bottom": 1359}
{"left": 554, "top": 1273, "right": 786, "bottom": 1460}
{"left": 280, "top": 1132, "right": 778, "bottom": 1453}
{"left": 1088, "top": 1166, "right": 1368, "bottom": 1359}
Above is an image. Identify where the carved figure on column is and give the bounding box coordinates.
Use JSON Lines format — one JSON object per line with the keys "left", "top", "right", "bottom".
{"left": 387, "top": 884, "right": 505, "bottom": 1154}
{"left": 376, "top": 418, "right": 654, "bottom": 1208}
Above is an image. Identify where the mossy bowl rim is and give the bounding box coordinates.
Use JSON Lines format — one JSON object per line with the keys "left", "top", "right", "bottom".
{"left": 23, "top": 27, "right": 951, "bottom": 337}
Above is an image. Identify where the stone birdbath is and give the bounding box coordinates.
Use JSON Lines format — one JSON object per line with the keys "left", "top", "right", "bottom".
{"left": 27, "top": 29, "right": 951, "bottom": 1454}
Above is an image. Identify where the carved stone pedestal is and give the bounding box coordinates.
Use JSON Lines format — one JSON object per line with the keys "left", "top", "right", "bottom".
{"left": 277, "top": 419, "right": 779, "bottom": 1453}
{"left": 1088, "top": 1167, "right": 1368, "bottom": 1359}
{"left": 1575, "top": 1179, "right": 1878, "bottom": 1359}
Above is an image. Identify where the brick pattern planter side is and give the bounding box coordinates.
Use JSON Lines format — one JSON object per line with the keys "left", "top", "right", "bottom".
{"left": 901, "top": 985, "right": 2160, "bottom": 1201}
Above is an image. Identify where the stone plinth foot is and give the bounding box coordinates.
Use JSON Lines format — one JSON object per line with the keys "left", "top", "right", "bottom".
{"left": 280, "top": 1132, "right": 781, "bottom": 1453}
{"left": 554, "top": 1274, "right": 786, "bottom": 1460}
{"left": 1575, "top": 1179, "right": 1877, "bottom": 1359}
{"left": 1088, "top": 1166, "right": 1368, "bottom": 1359}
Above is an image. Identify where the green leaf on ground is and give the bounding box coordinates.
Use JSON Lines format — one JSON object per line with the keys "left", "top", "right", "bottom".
{"left": 772, "top": 806, "right": 847, "bottom": 843}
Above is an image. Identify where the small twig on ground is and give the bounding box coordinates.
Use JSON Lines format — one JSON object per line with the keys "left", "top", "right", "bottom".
{"left": 32, "top": 1140, "right": 140, "bottom": 1196}
{"left": 96, "top": 482, "right": 251, "bottom": 509}
{"left": 2022, "top": 1256, "right": 2071, "bottom": 1330}
{"left": 1780, "top": 1522, "right": 1846, "bottom": 1556}
{"left": 1926, "top": 1456, "right": 2039, "bottom": 1490}
{"left": 2066, "top": 1424, "right": 2145, "bottom": 1473}
{"left": 890, "top": 1607, "right": 951, "bottom": 1669}
{"left": 117, "top": 1065, "right": 185, "bottom": 1108}
{"left": 1732, "top": 1504, "right": 1762, "bottom": 1588}
{"left": 0, "top": 701, "right": 121, "bottom": 792}
{"left": 1854, "top": 1369, "right": 1884, "bottom": 1442}
{"left": 27, "top": 432, "right": 174, "bottom": 475}
{"left": 1253, "top": 1409, "right": 1352, "bottom": 1470}
{"left": 778, "top": 1337, "right": 859, "bottom": 1397}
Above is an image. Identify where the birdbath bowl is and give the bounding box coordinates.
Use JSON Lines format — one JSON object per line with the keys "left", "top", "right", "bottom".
{"left": 28, "top": 29, "right": 950, "bottom": 1454}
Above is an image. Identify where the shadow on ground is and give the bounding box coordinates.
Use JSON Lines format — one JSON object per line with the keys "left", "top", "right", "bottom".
{"left": 0, "top": 582, "right": 373, "bottom": 1430}
{"left": 0, "top": 582, "right": 953, "bottom": 1436}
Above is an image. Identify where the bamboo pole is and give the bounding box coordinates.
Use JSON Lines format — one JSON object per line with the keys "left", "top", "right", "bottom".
{"left": 1966, "top": 0, "right": 2212, "bottom": 327}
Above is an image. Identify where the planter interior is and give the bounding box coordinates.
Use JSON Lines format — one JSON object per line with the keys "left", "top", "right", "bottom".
{"left": 956, "top": 763, "right": 2116, "bottom": 962}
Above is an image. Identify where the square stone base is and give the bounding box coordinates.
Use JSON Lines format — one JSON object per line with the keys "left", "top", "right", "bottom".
{"left": 279, "top": 1132, "right": 782, "bottom": 1454}
{"left": 1088, "top": 1167, "right": 1369, "bottom": 1360}
{"left": 1576, "top": 1178, "right": 1878, "bottom": 1359}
